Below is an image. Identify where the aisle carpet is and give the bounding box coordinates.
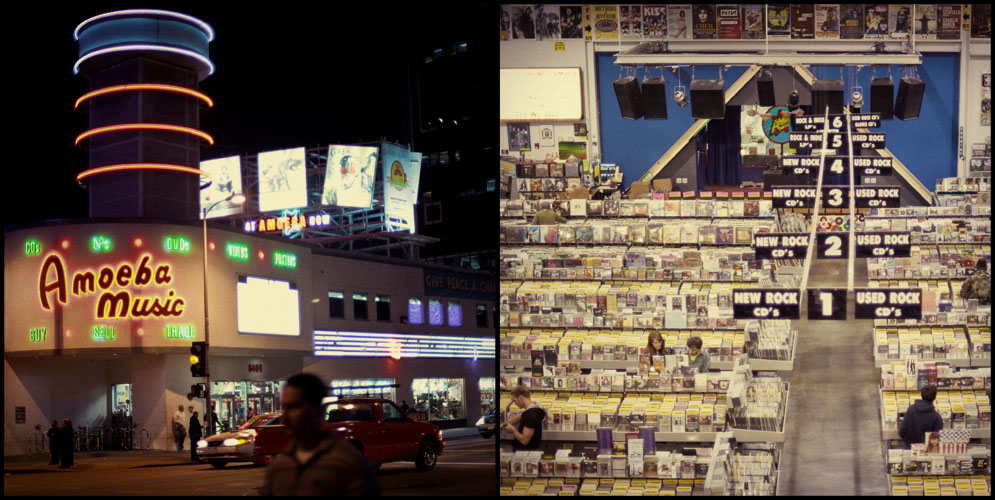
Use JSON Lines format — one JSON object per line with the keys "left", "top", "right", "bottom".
{"left": 777, "top": 258, "right": 889, "bottom": 495}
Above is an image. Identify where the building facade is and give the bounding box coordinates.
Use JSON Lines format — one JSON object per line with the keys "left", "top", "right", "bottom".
{"left": 4, "top": 219, "right": 495, "bottom": 454}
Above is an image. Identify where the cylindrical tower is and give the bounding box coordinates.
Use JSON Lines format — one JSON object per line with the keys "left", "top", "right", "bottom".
{"left": 74, "top": 9, "right": 215, "bottom": 220}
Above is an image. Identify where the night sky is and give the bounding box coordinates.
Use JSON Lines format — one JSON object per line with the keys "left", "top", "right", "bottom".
{"left": 2, "top": 2, "right": 494, "bottom": 226}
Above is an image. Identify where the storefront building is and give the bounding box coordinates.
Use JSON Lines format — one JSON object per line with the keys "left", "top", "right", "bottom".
{"left": 4, "top": 219, "right": 495, "bottom": 454}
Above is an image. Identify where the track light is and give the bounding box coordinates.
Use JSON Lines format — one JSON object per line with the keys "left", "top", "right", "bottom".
{"left": 673, "top": 86, "right": 688, "bottom": 107}
{"left": 788, "top": 90, "right": 799, "bottom": 106}
{"left": 851, "top": 87, "right": 864, "bottom": 108}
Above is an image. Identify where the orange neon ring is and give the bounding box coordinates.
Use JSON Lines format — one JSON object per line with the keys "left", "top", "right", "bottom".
{"left": 75, "top": 123, "right": 214, "bottom": 145}
{"left": 76, "top": 163, "right": 213, "bottom": 185}
{"left": 75, "top": 84, "right": 214, "bottom": 109}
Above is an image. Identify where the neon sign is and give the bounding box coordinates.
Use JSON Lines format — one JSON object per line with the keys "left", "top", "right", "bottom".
{"left": 91, "top": 325, "right": 117, "bottom": 341}
{"left": 25, "top": 239, "right": 42, "bottom": 256}
{"left": 164, "top": 236, "right": 191, "bottom": 254}
{"left": 29, "top": 328, "right": 47, "bottom": 343}
{"left": 90, "top": 235, "right": 113, "bottom": 252}
{"left": 226, "top": 242, "right": 249, "bottom": 261}
{"left": 165, "top": 324, "right": 195, "bottom": 339}
{"left": 273, "top": 251, "right": 297, "bottom": 269}
{"left": 38, "top": 253, "right": 186, "bottom": 320}
{"left": 244, "top": 213, "right": 335, "bottom": 233}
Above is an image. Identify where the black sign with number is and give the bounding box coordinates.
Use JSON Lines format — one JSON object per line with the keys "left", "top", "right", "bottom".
{"left": 852, "top": 156, "right": 894, "bottom": 176}
{"left": 821, "top": 186, "right": 850, "bottom": 208}
{"left": 816, "top": 232, "right": 850, "bottom": 259}
{"left": 808, "top": 288, "right": 848, "bottom": 320}
{"left": 733, "top": 289, "right": 801, "bottom": 319}
{"left": 854, "top": 232, "right": 912, "bottom": 258}
{"left": 753, "top": 233, "right": 810, "bottom": 260}
{"left": 854, "top": 186, "right": 902, "bottom": 208}
{"left": 838, "top": 133, "right": 886, "bottom": 150}
{"left": 791, "top": 114, "right": 882, "bottom": 131}
{"left": 781, "top": 156, "right": 850, "bottom": 175}
{"left": 855, "top": 288, "right": 922, "bottom": 319}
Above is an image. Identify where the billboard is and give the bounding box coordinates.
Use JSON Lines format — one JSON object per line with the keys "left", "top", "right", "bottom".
{"left": 257, "top": 147, "right": 308, "bottom": 212}
{"left": 199, "top": 156, "right": 244, "bottom": 219}
{"left": 322, "top": 145, "right": 378, "bottom": 208}
{"left": 382, "top": 143, "right": 422, "bottom": 233}
{"left": 236, "top": 275, "right": 301, "bottom": 336}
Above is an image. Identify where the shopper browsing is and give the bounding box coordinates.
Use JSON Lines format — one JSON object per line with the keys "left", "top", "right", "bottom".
{"left": 686, "top": 336, "right": 711, "bottom": 373}
{"left": 502, "top": 385, "right": 546, "bottom": 451}
{"left": 642, "top": 332, "right": 666, "bottom": 373}
{"left": 898, "top": 385, "right": 943, "bottom": 449}
{"left": 959, "top": 259, "right": 990, "bottom": 305}
{"left": 531, "top": 208, "right": 567, "bottom": 225}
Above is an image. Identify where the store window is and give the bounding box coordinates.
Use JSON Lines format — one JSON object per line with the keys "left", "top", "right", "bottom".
{"left": 211, "top": 381, "right": 282, "bottom": 433}
{"left": 428, "top": 299, "right": 444, "bottom": 326}
{"left": 476, "top": 304, "right": 488, "bottom": 328}
{"left": 479, "top": 378, "right": 495, "bottom": 414}
{"left": 330, "top": 378, "right": 396, "bottom": 401}
{"left": 353, "top": 293, "right": 368, "bottom": 320}
{"left": 111, "top": 383, "right": 132, "bottom": 422}
{"left": 376, "top": 295, "right": 391, "bottom": 321}
{"left": 412, "top": 378, "right": 465, "bottom": 421}
{"left": 381, "top": 401, "right": 407, "bottom": 421}
{"left": 447, "top": 301, "right": 462, "bottom": 326}
{"left": 328, "top": 290, "right": 345, "bottom": 318}
{"left": 408, "top": 298, "right": 424, "bottom": 324}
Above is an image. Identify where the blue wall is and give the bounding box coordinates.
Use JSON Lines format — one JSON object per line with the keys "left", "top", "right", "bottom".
{"left": 598, "top": 53, "right": 960, "bottom": 191}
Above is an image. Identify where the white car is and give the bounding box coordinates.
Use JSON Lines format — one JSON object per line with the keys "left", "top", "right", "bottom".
{"left": 196, "top": 413, "right": 280, "bottom": 468}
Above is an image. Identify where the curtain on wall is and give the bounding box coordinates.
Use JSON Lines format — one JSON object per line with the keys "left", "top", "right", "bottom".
{"left": 695, "top": 105, "right": 742, "bottom": 188}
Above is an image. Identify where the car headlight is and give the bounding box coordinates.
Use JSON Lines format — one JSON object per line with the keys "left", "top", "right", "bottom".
{"left": 476, "top": 416, "right": 486, "bottom": 426}
{"left": 197, "top": 440, "right": 208, "bottom": 448}
{"left": 223, "top": 438, "right": 248, "bottom": 446}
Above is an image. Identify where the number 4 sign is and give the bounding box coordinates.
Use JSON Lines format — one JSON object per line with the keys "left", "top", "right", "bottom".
{"left": 816, "top": 232, "right": 849, "bottom": 259}
{"left": 807, "top": 289, "right": 847, "bottom": 320}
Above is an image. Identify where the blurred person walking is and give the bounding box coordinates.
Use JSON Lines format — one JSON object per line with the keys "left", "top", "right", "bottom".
{"left": 189, "top": 411, "right": 203, "bottom": 461}
{"left": 58, "top": 418, "right": 74, "bottom": 469}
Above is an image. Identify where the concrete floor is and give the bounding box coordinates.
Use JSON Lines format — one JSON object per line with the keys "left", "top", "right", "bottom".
{"left": 778, "top": 258, "right": 889, "bottom": 496}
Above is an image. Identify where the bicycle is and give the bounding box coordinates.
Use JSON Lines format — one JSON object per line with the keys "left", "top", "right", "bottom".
{"left": 26, "top": 426, "right": 46, "bottom": 455}
{"left": 137, "top": 428, "right": 152, "bottom": 450}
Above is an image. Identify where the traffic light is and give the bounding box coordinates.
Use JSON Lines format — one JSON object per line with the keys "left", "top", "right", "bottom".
{"left": 190, "top": 383, "right": 205, "bottom": 398}
{"left": 190, "top": 341, "right": 207, "bottom": 377}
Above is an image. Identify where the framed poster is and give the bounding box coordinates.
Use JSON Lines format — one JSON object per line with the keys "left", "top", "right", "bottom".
{"left": 257, "top": 147, "right": 307, "bottom": 213}
{"left": 199, "top": 155, "right": 244, "bottom": 219}
{"left": 322, "top": 145, "right": 378, "bottom": 208}
{"left": 535, "top": 4, "right": 560, "bottom": 41}
{"left": 815, "top": 5, "right": 839, "bottom": 39}
{"left": 539, "top": 124, "right": 555, "bottom": 147}
{"left": 560, "top": 5, "right": 584, "bottom": 39}
{"left": 508, "top": 123, "right": 532, "bottom": 152}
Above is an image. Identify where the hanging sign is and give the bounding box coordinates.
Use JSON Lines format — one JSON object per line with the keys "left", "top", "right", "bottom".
{"left": 781, "top": 156, "right": 849, "bottom": 176}
{"left": 852, "top": 157, "right": 894, "bottom": 176}
{"left": 816, "top": 232, "right": 849, "bottom": 259}
{"left": 854, "top": 232, "right": 912, "bottom": 258}
{"left": 771, "top": 186, "right": 849, "bottom": 208}
{"left": 854, "top": 186, "right": 901, "bottom": 208}
{"left": 855, "top": 289, "right": 922, "bottom": 319}
{"left": 753, "top": 233, "right": 810, "bottom": 260}
{"left": 791, "top": 113, "right": 882, "bottom": 131}
{"left": 733, "top": 289, "right": 801, "bottom": 319}
{"left": 807, "top": 288, "right": 848, "bottom": 320}
{"left": 762, "top": 106, "right": 793, "bottom": 143}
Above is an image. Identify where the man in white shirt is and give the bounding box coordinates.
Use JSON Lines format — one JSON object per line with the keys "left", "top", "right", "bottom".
{"left": 172, "top": 405, "right": 187, "bottom": 451}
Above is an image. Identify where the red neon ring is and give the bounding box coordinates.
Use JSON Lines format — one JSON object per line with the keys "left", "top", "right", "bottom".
{"left": 77, "top": 163, "right": 213, "bottom": 184}
{"left": 75, "top": 123, "right": 214, "bottom": 145}
{"left": 75, "top": 84, "right": 214, "bottom": 109}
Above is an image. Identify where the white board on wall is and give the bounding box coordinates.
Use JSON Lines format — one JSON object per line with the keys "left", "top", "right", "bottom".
{"left": 500, "top": 67, "right": 583, "bottom": 121}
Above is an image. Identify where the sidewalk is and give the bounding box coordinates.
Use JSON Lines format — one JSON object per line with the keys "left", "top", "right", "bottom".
{"left": 441, "top": 426, "right": 484, "bottom": 441}
{"left": 4, "top": 450, "right": 202, "bottom": 472}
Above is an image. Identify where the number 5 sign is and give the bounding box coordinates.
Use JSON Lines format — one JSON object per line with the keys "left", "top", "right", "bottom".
{"left": 816, "top": 232, "right": 849, "bottom": 259}
{"left": 807, "top": 288, "right": 847, "bottom": 320}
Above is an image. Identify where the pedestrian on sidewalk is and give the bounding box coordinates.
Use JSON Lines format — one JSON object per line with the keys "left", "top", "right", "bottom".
{"left": 261, "top": 373, "right": 381, "bottom": 496}
{"left": 59, "top": 418, "right": 74, "bottom": 469}
{"left": 244, "top": 408, "right": 255, "bottom": 426}
{"left": 189, "top": 411, "right": 203, "bottom": 462}
{"left": 47, "top": 420, "right": 60, "bottom": 465}
{"left": 172, "top": 405, "right": 187, "bottom": 451}
{"left": 899, "top": 384, "right": 943, "bottom": 449}
{"left": 401, "top": 401, "right": 410, "bottom": 413}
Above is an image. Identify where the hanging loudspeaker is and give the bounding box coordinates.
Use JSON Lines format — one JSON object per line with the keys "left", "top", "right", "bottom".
{"left": 641, "top": 76, "right": 668, "bottom": 119}
{"left": 690, "top": 80, "right": 724, "bottom": 119}
{"left": 869, "top": 77, "right": 894, "bottom": 120}
{"left": 613, "top": 77, "right": 644, "bottom": 120}
{"left": 756, "top": 69, "right": 776, "bottom": 107}
{"left": 894, "top": 77, "right": 925, "bottom": 121}
{"left": 811, "top": 79, "right": 844, "bottom": 115}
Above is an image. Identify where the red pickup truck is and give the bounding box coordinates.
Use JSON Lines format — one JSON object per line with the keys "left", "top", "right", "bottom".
{"left": 253, "top": 398, "right": 444, "bottom": 471}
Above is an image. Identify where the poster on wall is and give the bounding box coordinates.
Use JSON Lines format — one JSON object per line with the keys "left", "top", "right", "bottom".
{"left": 840, "top": 4, "right": 863, "bottom": 39}
{"left": 558, "top": 141, "right": 587, "bottom": 161}
{"left": 619, "top": 5, "right": 643, "bottom": 40}
{"left": 508, "top": 123, "right": 532, "bottom": 152}
{"left": 864, "top": 4, "right": 889, "bottom": 38}
{"left": 643, "top": 5, "right": 667, "bottom": 38}
{"left": 982, "top": 73, "right": 991, "bottom": 127}
{"left": 500, "top": 5, "right": 511, "bottom": 40}
{"left": 383, "top": 142, "right": 422, "bottom": 233}
{"left": 767, "top": 4, "right": 791, "bottom": 38}
{"left": 937, "top": 4, "right": 962, "bottom": 40}
{"left": 560, "top": 5, "right": 584, "bottom": 38}
{"left": 535, "top": 4, "right": 560, "bottom": 41}
{"left": 593, "top": 4, "right": 620, "bottom": 40}
{"left": 741, "top": 5, "right": 765, "bottom": 39}
{"left": 322, "top": 145, "right": 378, "bottom": 208}
{"left": 257, "top": 147, "right": 307, "bottom": 212}
{"left": 692, "top": 4, "right": 717, "bottom": 39}
{"left": 791, "top": 4, "right": 815, "bottom": 39}
{"left": 511, "top": 5, "right": 536, "bottom": 39}
{"left": 914, "top": 4, "right": 937, "bottom": 40}
{"left": 888, "top": 5, "right": 911, "bottom": 35}
{"left": 972, "top": 4, "right": 991, "bottom": 38}
{"left": 538, "top": 124, "right": 555, "bottom": 147}
{"left": 815, "top": 4, "right": 839, "bottom": 38}
{"left": 668, "top": 5, "right": 691, "bottom": 39}
{"left": 717, "top": 5, "right": 742, "bottom": 39}
{"left": 200, "top": 156, "right": 244, "bottom": 219}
